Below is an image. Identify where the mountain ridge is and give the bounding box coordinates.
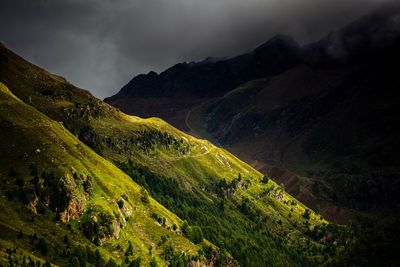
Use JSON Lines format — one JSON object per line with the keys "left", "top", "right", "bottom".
{"left": 104, "top": 5, "right": 400, "bottom": 224}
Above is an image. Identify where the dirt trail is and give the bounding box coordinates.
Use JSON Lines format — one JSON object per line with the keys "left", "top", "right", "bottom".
{"left": 184, "top": 107, "right": 199, "bottom": 137}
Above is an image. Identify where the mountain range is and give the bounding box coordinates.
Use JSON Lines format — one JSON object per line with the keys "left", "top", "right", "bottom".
{"left": 105, "top": 5, "right": 400, "bottom": 226}
{"left": 0, "top": 41, "right": 338, "bottom": 266}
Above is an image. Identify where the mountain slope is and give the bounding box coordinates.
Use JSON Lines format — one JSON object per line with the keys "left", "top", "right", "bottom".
{"left": 188, "top": 38, "right": 400, "bottom": 222}
{"left": 0, "top": 43, "right": 342, "bottom": 266}
{"left": 0, "top": 82, "right": 210, "bottom": 266}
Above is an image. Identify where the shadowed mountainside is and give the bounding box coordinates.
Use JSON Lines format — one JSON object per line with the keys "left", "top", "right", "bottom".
{"left": 105, "top": 5, "right": 400, "bottom": 224}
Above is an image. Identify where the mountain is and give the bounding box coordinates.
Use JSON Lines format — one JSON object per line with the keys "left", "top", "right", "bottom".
{"left": 109, "top": 35, "right": 302, "bottom": 99}
{"left": 105, "top": 4, "right": 400, "bottom": 129}
{"left": 105, "top": 5, "right": 400, "bottom": 224}
{"left": 189, "top": 39, "right": 400, "bottom": 220}
{"left": 304, "top": 3, "right": 400, "bottom": 67}
{"left": 104, "top": 35, "right": 303, "bottom": 131}
{"left": 0, "top": 43, "right": 341, "bottom": 266}
{"left": 0, "top": 81, "right": 207, "bottom": 266}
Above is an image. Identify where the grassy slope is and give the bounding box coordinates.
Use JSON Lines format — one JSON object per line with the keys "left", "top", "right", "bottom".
{"left": 0, "top": 82, "right": 205, "bottom": 266}
{"left": 0, "top": 43, "right": 342, "bottom": 266}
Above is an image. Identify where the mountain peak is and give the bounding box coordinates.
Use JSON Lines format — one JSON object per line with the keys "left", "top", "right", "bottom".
{"left": 305, "top": 3, "right": 400, "bottom": 67}
{"left": 254, "top": 34, "right": 300, "bottom": 53}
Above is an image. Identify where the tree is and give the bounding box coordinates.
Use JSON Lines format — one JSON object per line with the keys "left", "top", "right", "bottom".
{"left": 191, "top": 226, "right": 204, "bottom": 244}
{"left": 218, "top": 249, "right": 229, "bottom": 266}
{"left": 30, "top": 164, "right": 38, "bottom": 176}
{"left": 129, "top": 257, "right": 141, "bottom": 267}
{"left": 17, "top": 230, "right": 23, "bottom": 239}
{"left": 140, "top": 187, "right": 149, "bottom": 204}
{"left": 125, "top": 241, "right": 134, "bottom": 257}
{"left": 37, "top": 238, "right": 48, "bottom": 255}
{"left": 106, "top": 258, "right": 118, "bottom": 267}
{"left": 150, "top": 257, "right": 157, "bottom": 267}
{"left": 181, "top": 221, "right": 190, "bottom": 236}
{"left": 303, "top": 209, "right": 311, "bottom": 220}
{"left": 28, "top": 257, "right": 35, "bottom": 267}
{"left": 261, "top": 175, "right": 269, "bottom": 184}
{"left": 315, "top": 205, "right": 320, "bottom": 213}
{"left": 9, "top": 167, "right": 18, "bottom": 177}
{"left": 218, "top": 200, "right": 225, "bottom": 212}
{"left": 71, "top": 257, "right": 80, "bottom": 267}
{"left": 86, "top": 246, "right": 96, "bottom": 263}
{"left": 95, "top": 249, "right": 105, "bottom": 266}
{"left": 117, "top": 199, "right": 124, "bottom": 209}
{"left": 94, "top": 236, "right": 100, "bottom": 246}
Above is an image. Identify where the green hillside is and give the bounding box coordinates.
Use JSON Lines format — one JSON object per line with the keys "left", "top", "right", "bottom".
{"left": 0, "top": 43, "right": 347, "bottom": 266}
{"left": 0, "top": 82, "right": 217, "bottom": 266}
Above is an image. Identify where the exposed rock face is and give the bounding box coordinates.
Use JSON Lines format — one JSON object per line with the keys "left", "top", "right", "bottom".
{"left": 59, "top": 196, "right": 85, "bottom": 223}
{"left": 111, "top": 218, "right": 121, "bottom": 239}
{"left": 27, "top": 195, "right": 40, "bottom": 214}
{"left": 24, "top": 171, "right": 90, "bottom": 223}
{"left": 80, "top": 206, "right": 126, "bottom": 245}
{"left": 120, "top": 199, "right": 133, "bottom": 220}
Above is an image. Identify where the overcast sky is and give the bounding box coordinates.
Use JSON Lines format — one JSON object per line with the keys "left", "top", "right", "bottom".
{"left": 0, "top": 0, "right": 393, "bottom": 99}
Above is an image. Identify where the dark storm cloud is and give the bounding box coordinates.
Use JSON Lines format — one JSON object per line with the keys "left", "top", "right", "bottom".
{"left": 0, "top": 0, "right": 393, "bottom": 98}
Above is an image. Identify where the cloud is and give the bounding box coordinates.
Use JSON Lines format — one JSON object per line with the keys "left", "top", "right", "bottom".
{"left": 0, "top": 0, "right": 393, "bottom": 98}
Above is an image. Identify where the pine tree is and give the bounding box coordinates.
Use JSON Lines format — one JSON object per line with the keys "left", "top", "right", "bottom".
{"left": 129, "top": 257, "right": 141, "bottom": 267}
{"left": 149, "top": 257, "right": 157, "bottom": 267}
{"left": 106, "top": 258, "right": 118, "bottom": 267}
{"left": 125, "top": 241, "right": 134, "bottom": 257}
{"left": 71, "top": 257, "right": 80, "bottom": 267}
{"left": 140, "top": 187, "right": 149, "bottom": 204}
